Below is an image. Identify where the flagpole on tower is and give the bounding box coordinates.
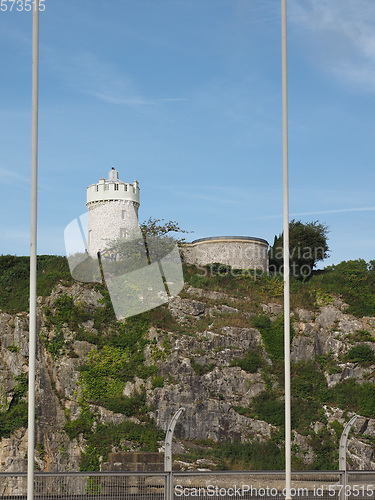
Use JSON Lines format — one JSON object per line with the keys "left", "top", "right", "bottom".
{"left": 28, "top": 2, "right": 40, "bottom": 500}
{"left": 281, "top": 1, "right": 292, "bottom": 499}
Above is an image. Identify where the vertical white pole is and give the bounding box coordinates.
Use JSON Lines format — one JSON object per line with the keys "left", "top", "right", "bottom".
{"left": 281, "top": 1, "right": 291, "bottom": 499}
{"left": 28, "top": 2, "right": 39, "bottom": 500}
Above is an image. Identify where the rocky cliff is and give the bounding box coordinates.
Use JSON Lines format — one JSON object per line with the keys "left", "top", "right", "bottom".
{"left": 1, "top": 266, "right": 375, "bottom": 472}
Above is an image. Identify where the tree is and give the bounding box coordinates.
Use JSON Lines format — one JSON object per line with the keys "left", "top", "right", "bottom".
{"left": 100, "top": 218, "right": 190, "bottom": 318}
{"left": 139, "top": 217, "right": 189, "bottom": 242}
{"left": 268, "top": 219, "right": 329, "bottom": 280}
{"left": 107, "top": 218, "right": 190, "bottom": 264}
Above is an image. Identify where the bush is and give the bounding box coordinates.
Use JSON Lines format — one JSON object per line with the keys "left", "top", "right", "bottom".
{"left": 0, "top": 373, "right": 29, "bottom": 439}
{"left": 351, "top": 330, "right": 375, "bottom": 343}
{"left": 64, "top": 408, "right": 94, "bottom": 440}
{"left": 190, "top": 359, "right": 216, "bottom": 376}
{"left": 0, "top": 402, "right": 28, "bottom": 439}
{"left": 310, "top": 259, "right": 375, "bottom": 317}
{"left": 251, "top": 314, "right": 293, "bottom": 360}
{"left": 246, "top": 391, "right": 285, "bottom": 427}
{"left": 78, "top": 313, "right": 158, "bottom": 414}
{"left": 42, "top": 324, "right": 66, "bottom": 359}
{"left": 230, "top": 348, "right": 262, "bottom": 373}
{"left": 45, "top": 294, "right": 91, "bottom": 331}
{"left": 345, "top": 345, "right": 375, "bottom": 365}
{"left": 151, "top": 376, "right": 164, "bottom": 389}
{"left": 79, "top": 420, "right": 164, "bottom": 471}
{"left": 326, "top": 379, "right": 375, "bottom": 417}
{"left": 215, "top": 440, "right": 284, "bottom": 470}
{"left": 100, "top": 389, "right": 149, "bottom": 417}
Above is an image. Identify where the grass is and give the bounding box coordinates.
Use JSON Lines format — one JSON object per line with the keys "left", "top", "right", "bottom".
{"left": 2, "top": 256, "right": 375, "bottom": 319}
{"left": 0, "top": 255, "right": 73, "bottom": 313}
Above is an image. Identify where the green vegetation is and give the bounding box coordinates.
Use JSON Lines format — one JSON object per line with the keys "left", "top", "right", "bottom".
{"left": 349, "top": 330, "right": 375, "bottom": 343}
{"left": 183, "top": 259, "right": 375, "bottom": 319}
{"left": 269, "top": 220, "right": 330, "bottom": 280}
{"left": 78, "top": 315, "right": 158, "bottom": 413}
{"left": 190, "top": 359, "right": 216, "bottom": 376}
{"left": 64, "top": 405, "right": 163, "bottom": 471}
{"left": 64, "top": 406, "right": 95, "bottom": 440}
{"left": 44, "top": 294, "right": 92, "bottom": 331}
{"left": 230, "top": 347, "right": 263, "bottom": 373}
{"left": 183, "top": 265, "right": 285, "bottom": 312}
{"left": 317, "top": 354, "right": 341, "bottom": 375}
{"left": 41, "top": 324, "right": 67, "bottom": 360}
{"left": 345, "top": 345, "right": 375, "bottom": 366}
{"left": 311, "top": 259, "right": 375, "bottom": 317}
{"left": 0, "top": 373, "right": 28, "bottom": 438}
{"left": 235, "top": 391, "right": 285, "bottom": 427}
{"left": 232, "top": 359, "right": 343, "bottom": 470}
{"left": 2, "top": 256, "right": 375, "bottom": 319}
{"left": 80, "top": 419, "right": 164, "bottom": 471}
{"left": 0, "top": 255, "right": 72, "bottom": 313}
{"left": 2, "top": 255, "right": 375, "bottom": 471}
{"left": 151, "top": 376, "right": 164, "bottom": 389}
{"left": 251, "top": 314, "right": 293, "bottom": 360}
{"left": 7, "top": 342, "right": 20, "bottom": 353}
{"left": 177, "top": 438, "right": 284, "bottom": 471}
{"left": 326, "top": 379, "right": 375, "bottom": 418}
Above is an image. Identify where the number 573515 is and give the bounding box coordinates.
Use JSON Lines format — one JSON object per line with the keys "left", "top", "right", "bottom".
{"left": 0, "top": 0, "right": 46, "bottom": 12}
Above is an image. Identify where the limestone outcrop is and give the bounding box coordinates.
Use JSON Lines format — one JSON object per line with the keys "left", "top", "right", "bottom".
{"left": 1, "top": 282, "right": 375, "bottom": 472}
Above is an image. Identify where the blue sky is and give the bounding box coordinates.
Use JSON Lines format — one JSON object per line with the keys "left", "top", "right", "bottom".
{"left": 1, "top": 0, "right": 375, "bottom": 268}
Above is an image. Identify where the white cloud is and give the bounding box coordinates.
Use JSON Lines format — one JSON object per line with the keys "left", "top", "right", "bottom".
{"left": 42, "top": 47, "right": 186, "bottom": 106}
{"left": 248, "top": 205, "right": 375, "bottom": 222}
{"left": 46, "top": 49, "right": 145, "bottom": 105}
{"left": 0, "top": 167, "right": 30, "bottom": 186}
{"left": 290, "top": 0, "right": 375, "bottom": 91}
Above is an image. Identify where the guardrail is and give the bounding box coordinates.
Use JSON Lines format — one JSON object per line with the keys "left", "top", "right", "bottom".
{"left": 1, "top": 470, "right": 374, "bottom": 500}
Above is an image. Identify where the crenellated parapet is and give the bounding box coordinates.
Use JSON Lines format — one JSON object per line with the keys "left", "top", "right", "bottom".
{"left": 87, "top": 172, "right": 140, "bottom": 207}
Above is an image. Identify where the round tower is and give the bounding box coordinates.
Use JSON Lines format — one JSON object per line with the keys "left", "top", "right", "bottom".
{"left": 86, "top": 167, "right": 140, "bottom": 257}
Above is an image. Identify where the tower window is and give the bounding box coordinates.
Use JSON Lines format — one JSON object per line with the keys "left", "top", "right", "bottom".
{"left": 120, "top": 228, "right": 126, "bottom": 238}
{"left": 114, "top": 184, "right": 119, "bottom": 191}
{"left": 124, "top": 184, "right": 128, "bottom": 191}
{"left": 105, "top": 184, "right": 109, "bottom": 191}
{"left": 122, "top": 210, "right": 126, "bottom": 220}
{"left": 96, "top": 185, "right": 99, "bottom": 192}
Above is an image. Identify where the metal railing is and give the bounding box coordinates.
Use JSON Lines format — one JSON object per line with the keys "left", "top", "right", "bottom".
{"left": 1, "top": 471, "right": 374, "bottom": 500}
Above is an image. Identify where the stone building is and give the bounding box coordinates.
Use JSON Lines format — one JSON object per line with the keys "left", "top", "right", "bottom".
{"left": 86, "top": 167, "right": 140, "bottom": 257}
{"left": 86, "top": 168, "right": 268, "bottom": 270}
{"left": 181, "top": 236, "right": 269, "bottom": 272}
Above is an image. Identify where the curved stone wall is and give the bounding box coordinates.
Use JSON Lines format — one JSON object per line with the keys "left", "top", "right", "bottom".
{"left": 181, "top": 236, "right": 269, "bottom": 271}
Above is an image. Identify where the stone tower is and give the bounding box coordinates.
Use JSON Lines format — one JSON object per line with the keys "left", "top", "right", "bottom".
{"left": 86, "top": 167, "right": 140, "bottom": 257}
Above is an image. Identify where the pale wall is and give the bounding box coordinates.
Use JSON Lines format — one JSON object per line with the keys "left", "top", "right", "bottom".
{"left": 181, "top": 237, "right": 269, "bottom": 271}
